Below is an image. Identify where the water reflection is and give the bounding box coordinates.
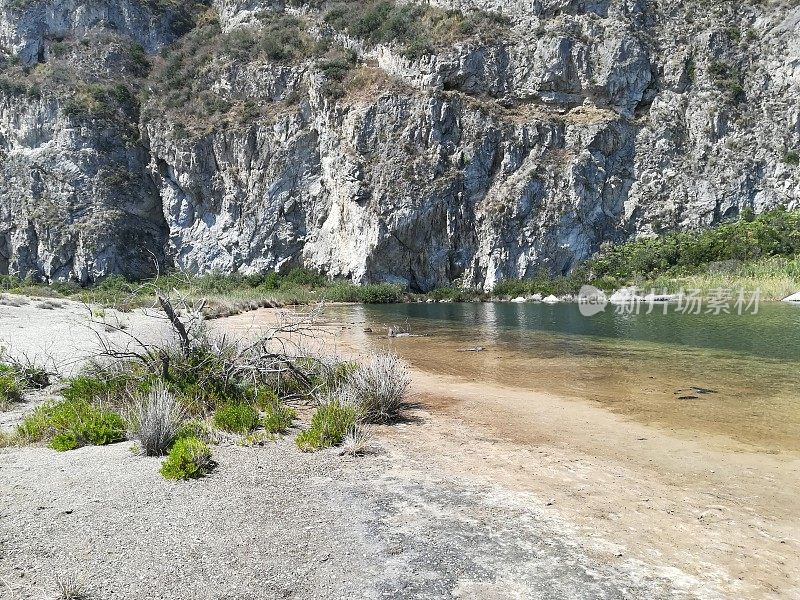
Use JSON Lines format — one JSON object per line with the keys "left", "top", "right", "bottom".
{"left": 321, "top": 301, "right": 800, "bottom": 451}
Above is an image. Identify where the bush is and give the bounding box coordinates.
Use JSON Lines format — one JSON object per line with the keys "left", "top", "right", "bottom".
{"left": 785, "top": 151, "right": 800, "bottom": 166}
{"left": 295, "top": 401, "right": 357, "bottom": 451}
{"left": 213, "top": 402, "right": 259, "bottom": 433}
{"left": 175, "top": 418, "right": 218, "bottom": 444}
{"left": 344, "top": 354, "right": 410, "bottom": 423}
{"left": 280, "top": 267, "right": 328, "bottom": 288}
{"left": 18, "top": 398, "right": 125, "bottom": 451}
{"left": 358, "top": 283, "right": 404, "bottom": 303}
{"left": 163, "top": 346, "right": 250, "bottom": 413}
{"left": 325, "top": 282, "right": 404, "bottom": 303}
{"left": 128, "top": 385, "right": 185, "bottom": 456}
{"left": 589, "top": 207, "right": 800, "bottom": 281}
{"left": 0, "top": 365, "right": 23, "bottom": 409}
{"left": 160, "top": 436, "right": 213, "bottom": 480}
{"left": 261, "top": 396, "right": 296, "bottom": 433}
{"left": 63, "top": 375, "right": 119, "bottom": 404}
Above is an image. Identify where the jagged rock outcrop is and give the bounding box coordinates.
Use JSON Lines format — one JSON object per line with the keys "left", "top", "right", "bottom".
{"left": 0, "top": 0, "right": 798, "bottom": 288}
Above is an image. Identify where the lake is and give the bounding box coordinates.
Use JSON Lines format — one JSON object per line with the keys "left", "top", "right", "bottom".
{"left": 323, "top": 301, "right": 800, "bottom": 453}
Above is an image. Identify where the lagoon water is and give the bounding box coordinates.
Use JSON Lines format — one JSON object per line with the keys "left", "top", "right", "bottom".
{"left": 325, "top": 302, "right": 800, "bottom": 453}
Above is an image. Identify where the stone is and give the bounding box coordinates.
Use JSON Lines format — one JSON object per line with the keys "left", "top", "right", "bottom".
{"left": 609, "top": 288, "right": 645, "bottom": 305}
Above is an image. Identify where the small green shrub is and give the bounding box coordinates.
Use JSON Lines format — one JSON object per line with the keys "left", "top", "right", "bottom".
{"left": 160, "top": 436, "right": 213, "bottom": 480}
{"left": 17, "top": 399, "right": 125, "bottom": 451}
{"left": 175, "top": 418, "right": 217, "bottom": 444}
{"left": 296, "top": 401, "right": 357, "bottom": 451}
{"left": 254, "top": 388, "right": 279, "bottom": 410}
{"left": 18, "top": 365, "right": 49, "bottom": 389}
{"left": 260, "top": 396, "right": 296, "bottom": 433}
{"left": 212, "top": 403, "right": 259, "bottom": 433}
{"left": 0, "top": 365, "right": 23, "bottom": 408}
{"left": 62, "top": 375, "right": 115, "bottom": 404}
{"left": 785, "top": 151, "right": 799, "bottom": 166}
{"left": 358, "top": 283, "right": 404, "bottom": 303}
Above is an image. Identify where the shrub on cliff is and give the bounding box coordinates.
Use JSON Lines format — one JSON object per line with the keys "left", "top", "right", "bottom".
{"left": 324, "top": 1, "right": 509, "bottom": 58}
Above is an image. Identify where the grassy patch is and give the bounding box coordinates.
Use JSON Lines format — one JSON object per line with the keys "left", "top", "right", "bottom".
{"left": 212, "top": 402, "right": 259, "bottom": 433}
{"left": 296, "top": 401, "right": 357, "bottom": 451}
{"left": 160, "top": 436, "right": 213, "bottom": 480}
{"left": 324, "top": 1, "right": 510, "bottom": 58}
{"left": 17, "top": 398, "right": 125, "bottom": 451}
{"left": 260, "top": 395, "right": 297, "bottom": 433}
{"left": 0, "top": 267, "right": 408, "bottom": 311}
{"left": 0, "top": 365, "right": 23, "bottom": 410}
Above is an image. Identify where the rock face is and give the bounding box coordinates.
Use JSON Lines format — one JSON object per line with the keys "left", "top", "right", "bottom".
{"left": 0, "top": 0, "right": 798, "bottom": 288}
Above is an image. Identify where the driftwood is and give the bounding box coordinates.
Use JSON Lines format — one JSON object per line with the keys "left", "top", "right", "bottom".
{"left": 83, "top": 269, "right": 341, "bottom": 404}
{"left": 157, "top": 293, "right": 190, "bottom": 355}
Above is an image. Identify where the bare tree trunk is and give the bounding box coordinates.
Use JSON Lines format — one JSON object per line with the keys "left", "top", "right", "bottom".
{"left": 157, "top": 293, "right": 190, "bottom": 356}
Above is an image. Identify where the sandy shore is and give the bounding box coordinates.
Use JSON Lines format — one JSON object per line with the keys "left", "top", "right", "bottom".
{"left": 220, "top": 307, "right": 800, "bottom": 598}
{"left": 1, "top": 301, "right": 798, "bottom": 598}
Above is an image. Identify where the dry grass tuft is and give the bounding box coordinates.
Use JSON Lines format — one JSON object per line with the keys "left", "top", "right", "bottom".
{"left": 344, "top": 353, "right": 410, "bottom": 423}
{"left": 54, "top": 571, "right": 92, "bottom": 600}
{"left": 340, "top": 423, "right": 372, "bottom": 456}
{"left": 128, "top": 384, "right": 185, "bottom": 456}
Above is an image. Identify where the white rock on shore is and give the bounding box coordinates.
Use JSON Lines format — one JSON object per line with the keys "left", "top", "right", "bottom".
{"left": 643, "top": 293, "right": 682, "bottom": 303}
{"left": 542, "top": 295, "right": 560, "bottom": 304}
{"left": 609, "top": 288, "right": 645, "bottom": 304}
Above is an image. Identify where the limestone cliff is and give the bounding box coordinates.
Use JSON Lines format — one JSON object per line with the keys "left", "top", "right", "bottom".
{"left": 0, "top": 0, "right": 798, "bottom": 290}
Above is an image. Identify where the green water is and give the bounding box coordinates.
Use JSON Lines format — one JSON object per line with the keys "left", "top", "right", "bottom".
{"left": 325, "top": 302, "right": 800, "bottom": 452}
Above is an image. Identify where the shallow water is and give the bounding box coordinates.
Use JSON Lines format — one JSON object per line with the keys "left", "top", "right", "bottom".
{"left": 324, "top": 302, "right": 800, "bottom": 453}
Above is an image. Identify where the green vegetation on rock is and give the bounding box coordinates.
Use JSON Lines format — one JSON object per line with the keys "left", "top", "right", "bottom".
{"left": 494, "top": 208, "right": 800, "bottom": 300}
